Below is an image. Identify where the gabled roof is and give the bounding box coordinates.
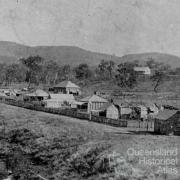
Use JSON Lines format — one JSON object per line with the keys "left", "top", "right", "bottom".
{"left": 80, "top": 94, "right": 108, "bottom": 103}
{"left": 35, "top": 89, "right": 49, "bottom": 97}
{"left": 54, "top": 81, "right": 80, "bottom": 88}
{"left": 155, "top": 110, "right": 177, "bottom": 120}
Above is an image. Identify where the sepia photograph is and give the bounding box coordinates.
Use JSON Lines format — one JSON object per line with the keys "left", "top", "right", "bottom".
{"left": 0, "top": 0, "right": 179, "bottom": 179}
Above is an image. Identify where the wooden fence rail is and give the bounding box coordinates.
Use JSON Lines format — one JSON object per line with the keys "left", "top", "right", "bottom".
{"left": 0, "top": 96, "right": 127, "bottom": 128}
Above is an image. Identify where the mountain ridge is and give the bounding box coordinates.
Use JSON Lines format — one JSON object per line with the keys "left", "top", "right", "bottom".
{"left": 0, "top": 41, "right": 179, "bottom": 67}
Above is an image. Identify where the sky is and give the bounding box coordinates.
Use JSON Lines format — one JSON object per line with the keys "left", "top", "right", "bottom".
{"left": 0, "top": 0, "right": 180, "bottom": 56}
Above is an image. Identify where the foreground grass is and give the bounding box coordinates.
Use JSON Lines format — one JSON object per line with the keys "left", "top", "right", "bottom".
{"left": 0, "top": 103, "right": 179, "bottom": 180}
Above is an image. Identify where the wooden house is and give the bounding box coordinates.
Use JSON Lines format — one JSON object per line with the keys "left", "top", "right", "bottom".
{"left": 154, "top": 110, "right": 180, "bottom": 135}
{"left": 98, "top": 103, "right": 119, "bottom": 119}
{"left": 43, "top": 94, "right": 75, "bottom": 108}
{"left": 52, "top": 80, "right": 81, "bottom": 96}
{"left": 23, "top": 89, "right": 49, "bottom": 102}
{"left": 79, "top": 94, "right": 108, "bottom": 113}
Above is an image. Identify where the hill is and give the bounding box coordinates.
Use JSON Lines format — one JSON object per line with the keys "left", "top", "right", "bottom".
{"left": 119, "top": 52, "right": 180, "bottom": 68}
{"left": 0, "top": 41, "right": 117, "bottom": 66}
{"left": 0, "top": 41, "right": 180, "bottom": 67}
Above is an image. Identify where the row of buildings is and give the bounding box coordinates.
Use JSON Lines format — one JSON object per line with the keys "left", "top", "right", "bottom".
{"left": 0, "top": 80, "right": 179, "bottom": 135}
{"left": 0, "top": 80, "right": 161, "bottom": 120}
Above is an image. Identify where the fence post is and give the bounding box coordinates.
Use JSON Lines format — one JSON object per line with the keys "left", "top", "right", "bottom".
{"left": 89, "top": 112, "right": 92, "bottom": 121}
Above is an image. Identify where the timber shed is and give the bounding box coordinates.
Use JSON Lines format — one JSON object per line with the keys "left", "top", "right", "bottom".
{"left": 154, "top": 110, "right": 180, "bottom": 135}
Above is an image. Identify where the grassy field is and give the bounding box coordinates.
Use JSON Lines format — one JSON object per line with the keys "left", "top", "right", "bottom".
{"left": 0, "top": 103, "right": 180, "bottom": 180}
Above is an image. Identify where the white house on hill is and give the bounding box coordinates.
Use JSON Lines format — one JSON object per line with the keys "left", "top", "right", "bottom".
{"left": 134, "top": 67, "right": 151, "bottom": 75}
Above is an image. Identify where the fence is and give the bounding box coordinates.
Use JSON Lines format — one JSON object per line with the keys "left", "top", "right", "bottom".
{"left": 91, "top": 115, "right": 127, "bottom": 127}
{"left": 0, "top": 96, "right": 127, "bottom": 128}
{"left": 127, "top": 119, "right": 154, "bottom": 132}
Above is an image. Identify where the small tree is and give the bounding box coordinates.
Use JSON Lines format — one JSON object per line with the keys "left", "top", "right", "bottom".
{"left": 150, "top": 63, "right": 170, "bottom": 92}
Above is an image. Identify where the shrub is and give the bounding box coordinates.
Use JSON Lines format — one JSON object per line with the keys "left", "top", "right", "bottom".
{"left": 68, "top": 143, "right": 111, "bottom": 177}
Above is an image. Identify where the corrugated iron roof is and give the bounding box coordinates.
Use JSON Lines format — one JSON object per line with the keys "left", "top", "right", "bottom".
{"left": 35, "top": 89, "right": 49, "bottom": 97}
{"left": 155, "top": 109, "right": 177, "bottom": 120}
{"left": 25, "top": 89, "right": 49, "bottom": 97}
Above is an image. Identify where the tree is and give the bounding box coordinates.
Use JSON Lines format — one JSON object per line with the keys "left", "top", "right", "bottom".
{"left": 0, "top": 63, "right": 7, "bottom": 85}
{"left": 115, "top": 62, "right": 138, "bottom": 89}
{"left": 97, "top": 60, "right": 109, "bottom": 80}
{"left": 146, "top": 58, "right": 157, "bottom": 69}
{"left": 150, "top": 63, "right": 170, "bottom": 92}
{"left": 107, "top": 61, "right": 115, "bottom": 78}
{"left": 75, "top": 63, "right": 91, "bottom": 80}
{"left": 62, "top": 65, "right": 71, "bottom": 80}
{"left": 97, "top": 60, "right": 116, "bottom": 80}
{"left": 41, "top": 60, "right": 60, "bottom": 85}
{"left": 20, "top": 56, "right": 44, "bottom": 87}
{"left": 4, "top": 65, "right": 16, "bottom": 85}
{"left": 5, "top": 64, "right": 26, "bottom": 85}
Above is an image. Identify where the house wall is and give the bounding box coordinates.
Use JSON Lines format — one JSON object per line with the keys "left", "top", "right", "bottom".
{"left": 174, "top": 112, "right": 180, "bottom": 135}
{"left": 140, "top": 109, "right": 148, "bottom": 119}
{"left": 87, "top": 102, "right": 106, "bottom": 113}
{"left": 45, "top": 99, "right": 75, "bottom": 108}
{"left": 66, "top": 87, "right": 81, "bottom": 95}
{"left": 45, "top": 101, "right": 63, "bottom": 108}
{"left": 53, "top": 87, "right": 81, "bottom": 95}
{"left": 53, "top": 87, "right": 66, "bottom": 94}
{"left": 106, "top": 105, "right": 119, "bottom": 119}
{"left": 118, "top": 107, "right": 133, "bottom": 119}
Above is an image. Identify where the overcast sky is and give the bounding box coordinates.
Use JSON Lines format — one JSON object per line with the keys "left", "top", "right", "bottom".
{"left": 1, "top": 0, "right": 180, "bottom": 56}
